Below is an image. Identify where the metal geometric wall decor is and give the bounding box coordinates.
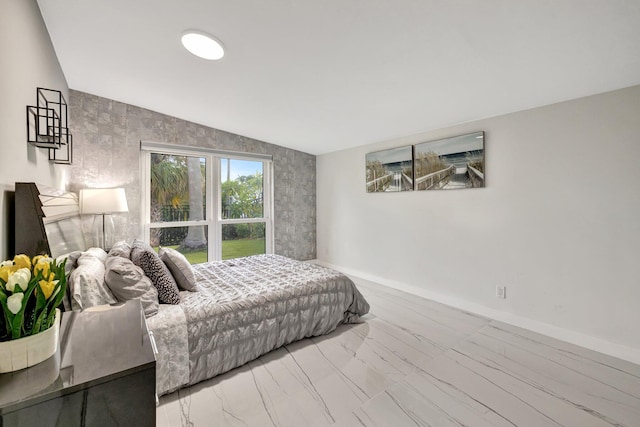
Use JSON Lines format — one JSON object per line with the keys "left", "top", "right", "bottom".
{"left": 26, "top": 87, "right": 73, "bottom": 164}
{"left": 48, "top": 133, "right": 72, "bottom": 165}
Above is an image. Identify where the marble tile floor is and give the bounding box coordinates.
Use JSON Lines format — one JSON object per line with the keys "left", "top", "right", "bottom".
{"left": 156, "top": 277, "right": 640, "bottom": 427}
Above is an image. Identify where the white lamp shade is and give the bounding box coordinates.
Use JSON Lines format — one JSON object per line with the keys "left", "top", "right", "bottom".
{"left": 79, "top": 188, "right": 129, "bottom": 214}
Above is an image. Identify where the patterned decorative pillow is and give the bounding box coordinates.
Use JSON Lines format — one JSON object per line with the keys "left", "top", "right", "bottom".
{"left": 159, "top": 247, "right": 198, "bottom": 292}
{"left": 104, "top": 256, "right": 159, "bottom": 318}
{"left": 130, "top": 240, "right": 180, "bottom": 304}
{"left": 69, "top": 248, "right": 117, "bottom": 310}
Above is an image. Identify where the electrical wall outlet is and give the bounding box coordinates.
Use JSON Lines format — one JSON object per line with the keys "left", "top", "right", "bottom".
{"left": 496, "top": 285, "right": 506, "bottom": 299}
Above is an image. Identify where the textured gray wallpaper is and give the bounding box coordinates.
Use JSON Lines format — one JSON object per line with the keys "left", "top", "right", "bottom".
{"left": 68, "top": 90, "right": 316, "bottom": 260}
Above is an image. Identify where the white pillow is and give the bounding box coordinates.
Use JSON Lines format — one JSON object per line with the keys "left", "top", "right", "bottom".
{"left": 58, "top": 250, "right": 82, "bottom": 275}
{"left": 68, "top": 248, "right": 116, "bottom": 310}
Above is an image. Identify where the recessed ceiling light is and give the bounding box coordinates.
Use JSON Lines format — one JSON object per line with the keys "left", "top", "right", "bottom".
{"left": 181, "top": 31, "right": 224, "bottom": 60}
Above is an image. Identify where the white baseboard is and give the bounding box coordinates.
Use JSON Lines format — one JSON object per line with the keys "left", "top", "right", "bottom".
{"left": 315, "top": 260, "right": 640, "bottom": 366}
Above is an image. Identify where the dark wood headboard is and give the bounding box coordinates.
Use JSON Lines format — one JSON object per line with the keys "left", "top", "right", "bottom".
{"left": 14, "top": 182, "right": 86, "bottom": 258}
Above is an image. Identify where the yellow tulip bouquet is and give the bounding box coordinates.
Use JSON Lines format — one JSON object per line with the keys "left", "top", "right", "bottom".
{"left": 0, "top": 254, "right": 67, "bottom": 341}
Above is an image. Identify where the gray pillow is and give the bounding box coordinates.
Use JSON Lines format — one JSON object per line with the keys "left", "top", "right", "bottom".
{"left": 104, "top": 256, "right": 159, "bottom": 318}
{"left": 130, "top": 240, "right": 180, "bottom": 305}
{"left": 108, "top": 241, "right": 132, "bottom": 259}
{"left": 159, "top": 247, "right": 197, "bottom": 291}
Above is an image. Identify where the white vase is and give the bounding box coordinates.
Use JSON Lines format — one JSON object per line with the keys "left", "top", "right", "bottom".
{"left": 0, "top": 308, "right": 61, "bottom": 373}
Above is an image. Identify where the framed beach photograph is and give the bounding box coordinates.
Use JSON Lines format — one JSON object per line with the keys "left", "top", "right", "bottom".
{"left": 413, "top": 131, "right": 485, "bottom": 191}
{"left": 365, "top": 146, "right": 413, "bottom": 192}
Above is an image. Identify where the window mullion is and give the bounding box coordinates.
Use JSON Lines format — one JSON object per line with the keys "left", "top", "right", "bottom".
{"left": 211, "top": 156, "right": 221, "bottom": 261}
{"left": 219, "top": 218, "right": 266, "bottom": 224}
{"left": 265, "top": 160, "right": 274, "bottom": 254}
{"left": 141, "top": 151, "right": 151, "bottom": 240}
{"left": 148, "top": 220, "right": 209, "bottom": 228}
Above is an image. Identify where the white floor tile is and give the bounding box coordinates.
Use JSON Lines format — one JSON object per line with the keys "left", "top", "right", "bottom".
{"left": 156, "top": 277, "right": 640, "bottom": 427}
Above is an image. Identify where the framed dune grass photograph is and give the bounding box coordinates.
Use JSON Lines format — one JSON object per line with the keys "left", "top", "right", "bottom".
{"left": 365, "top": 146, "right": 413, "bottom": 192}
{"left": 413, "top": 131, "right": 484, "bottom": 191}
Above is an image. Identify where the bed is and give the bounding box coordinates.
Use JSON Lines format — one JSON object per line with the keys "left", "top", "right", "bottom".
{"left": 66, "top": 246, "right": 369, "bottom": 395}
{"left": 146, "top": 253, "right": 369, "bottom": 395}
{"left": 13, "top": 182, "right": 370, "bottom": 396}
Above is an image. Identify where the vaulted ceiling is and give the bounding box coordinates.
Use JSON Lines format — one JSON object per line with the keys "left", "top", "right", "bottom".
{"left": 38, "top": 0, "right": 640, "bottom": 155}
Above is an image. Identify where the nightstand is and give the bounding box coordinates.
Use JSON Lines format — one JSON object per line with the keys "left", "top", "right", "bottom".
{"left": 0, "top": 300, "right": 156, "bottom": 426}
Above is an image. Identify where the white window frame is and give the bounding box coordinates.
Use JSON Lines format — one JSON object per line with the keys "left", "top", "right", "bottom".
{"left": 140, "top": 141, "right": 274, "bottom": 262}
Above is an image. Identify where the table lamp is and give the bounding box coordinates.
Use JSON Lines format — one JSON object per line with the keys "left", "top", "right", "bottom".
{"left": 79, "top": 188, "right": 128, "bottom": 250}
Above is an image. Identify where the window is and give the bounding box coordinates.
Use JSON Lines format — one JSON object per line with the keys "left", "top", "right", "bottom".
{"left": 220, "top": 158, "right": 267, "bottom": 260}
{"left": 141, "top": 143, "right": 273, "bottom": 264}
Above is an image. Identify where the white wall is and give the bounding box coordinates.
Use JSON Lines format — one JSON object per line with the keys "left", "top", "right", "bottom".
{"left": 317, "top": 85, "right": 640, "bottom": 361}
{"left": 0, "top": 0, "right": 69, "bottom": 260}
